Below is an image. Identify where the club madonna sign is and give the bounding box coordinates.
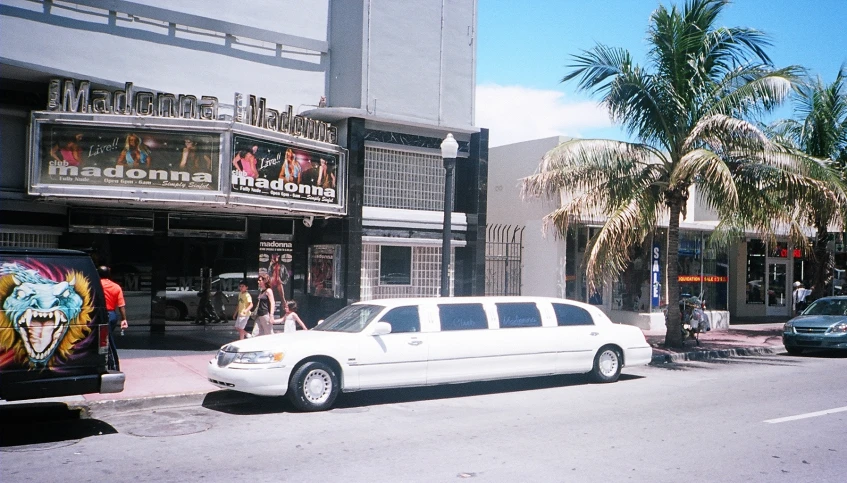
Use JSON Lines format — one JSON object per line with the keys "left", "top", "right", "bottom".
{"left": 38, "top": 124, "right": 220, "bottom": 190}
{"left": 47, "top": 79, "right": 338, "bottom": 145}
{"left": 31, "top": 78, "right": 345, "bottom": 213}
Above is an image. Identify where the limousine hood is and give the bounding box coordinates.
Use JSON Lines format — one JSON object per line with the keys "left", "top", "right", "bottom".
{"left": 221, "top": 330, "right": 352, "bottom": 353}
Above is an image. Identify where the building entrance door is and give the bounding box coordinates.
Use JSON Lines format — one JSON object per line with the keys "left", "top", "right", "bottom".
{"left": 766, "top": 261, "right": 789, "bottom": 316}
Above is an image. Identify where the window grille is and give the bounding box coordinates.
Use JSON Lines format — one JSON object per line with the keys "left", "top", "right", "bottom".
{"left": 364, "top": 146, "right": 449, "bottom": 210}
{"left": 0, "top": 232, "right": 60, "bottom": 248}
{"left": 361, "top": 244, "right": 453, "bottom": 300}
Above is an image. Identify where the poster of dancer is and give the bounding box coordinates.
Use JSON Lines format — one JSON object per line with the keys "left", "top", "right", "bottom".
{"left": 258, "top": 235, "right": 293, "bottom": 305}
{"left": 308, "top": 244, "right": 343, "bottom": 298}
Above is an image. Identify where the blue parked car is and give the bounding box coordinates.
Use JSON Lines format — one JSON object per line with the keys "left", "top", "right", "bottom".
{"left": 783, "top": 296, "right": 847, "bottom": 355}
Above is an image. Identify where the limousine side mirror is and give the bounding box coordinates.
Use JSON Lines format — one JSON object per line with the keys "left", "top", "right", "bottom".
{"left": 370, "top": 321, "right": 392, "bottom": 336}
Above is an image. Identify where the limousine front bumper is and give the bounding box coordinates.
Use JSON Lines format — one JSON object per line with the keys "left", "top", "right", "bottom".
{"left": 207, "top": 359, "right": 292, "bottom": 396}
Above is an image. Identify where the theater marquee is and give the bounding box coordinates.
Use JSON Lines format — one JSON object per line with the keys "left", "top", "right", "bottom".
{"left": 29, "top": 78, "right": 346, "bottom": 215}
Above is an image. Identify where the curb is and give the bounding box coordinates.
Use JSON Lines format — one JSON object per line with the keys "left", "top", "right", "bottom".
{"left": 650, "top": 345, "right": 786, "bottom": 364}
{"left": 72, "top": 390, "right": 255, "bottom": 418}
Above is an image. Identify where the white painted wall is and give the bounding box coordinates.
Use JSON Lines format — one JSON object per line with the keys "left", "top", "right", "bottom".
{"left": 0, "top": 1, "right": 329, "bottom": 109}
{"left": 489, "top": 137, "right": 570, "bottom": 297}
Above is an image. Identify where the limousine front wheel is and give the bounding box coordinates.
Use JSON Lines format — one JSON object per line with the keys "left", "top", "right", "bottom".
{"left": 590, "top": 346, "right": 622, "bottom": 383}
{"left": 288, "top": 361, "right": 339, "bottom": 412}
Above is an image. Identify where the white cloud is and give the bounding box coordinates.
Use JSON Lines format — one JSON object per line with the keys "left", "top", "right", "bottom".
{"left": 475, "top": 84, "right": 614, "bottom": 147}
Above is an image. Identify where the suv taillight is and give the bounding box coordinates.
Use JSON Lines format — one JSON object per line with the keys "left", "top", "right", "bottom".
{"left": 99, "top": 325, "right": 109, "bottom": 354}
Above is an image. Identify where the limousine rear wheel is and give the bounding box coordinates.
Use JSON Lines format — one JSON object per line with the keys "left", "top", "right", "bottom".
{"left": 288, "top": 361, "right": 339, "bottom": 412}
{"left": 590, "top": 346, "right": 622, "bottom": 383}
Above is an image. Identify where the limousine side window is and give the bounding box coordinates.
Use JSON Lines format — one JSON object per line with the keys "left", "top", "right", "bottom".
{"left": 553, "top": 303, "right": 595, "bottom": 326}
{"left": 380, "top": 306, "right": 420, "bottom": 333}
{"left": 495, "top": 303, "right": 542, "bottom": 328}
{"left": 438, "top": 303, "right": 488, "bottom": 331}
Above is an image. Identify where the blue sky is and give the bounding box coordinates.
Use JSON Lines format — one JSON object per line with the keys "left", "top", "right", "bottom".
{"left": 475, "top": 0, "right": 847, "bottom": 146}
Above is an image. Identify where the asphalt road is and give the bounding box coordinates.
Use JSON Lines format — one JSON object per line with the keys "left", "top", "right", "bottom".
{"left": 2, "top": 351, "right": 846, "bottom": 482}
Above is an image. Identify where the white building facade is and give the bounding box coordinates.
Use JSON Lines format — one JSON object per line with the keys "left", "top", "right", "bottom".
{"left": 0, "top": 0, "right": 488, "bottom": 333}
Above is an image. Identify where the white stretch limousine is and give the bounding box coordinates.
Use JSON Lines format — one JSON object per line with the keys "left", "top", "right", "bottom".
{"left": 207, "top": 296, "right": 653, "bottom": 411}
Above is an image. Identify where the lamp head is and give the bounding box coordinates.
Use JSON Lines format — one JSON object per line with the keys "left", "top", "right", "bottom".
{"left": 440, "top": 133, "right": 459, "bottom": 159}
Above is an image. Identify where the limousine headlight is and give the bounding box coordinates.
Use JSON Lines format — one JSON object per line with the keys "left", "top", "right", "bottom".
{"left": 233, "top": 351, "right": 284, "bottom": 364}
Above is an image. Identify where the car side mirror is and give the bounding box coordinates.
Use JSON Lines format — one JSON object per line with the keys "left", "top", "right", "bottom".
{"left": 371, "top": 321, "right": 392, "bottom": 336}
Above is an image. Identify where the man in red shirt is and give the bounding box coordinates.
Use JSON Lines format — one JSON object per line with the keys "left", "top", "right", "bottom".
{"left": 99, "top": 266, "right": 129, "bottom": 331}
{"left": 99, "top": 266, "right": 128, "bottom": 368}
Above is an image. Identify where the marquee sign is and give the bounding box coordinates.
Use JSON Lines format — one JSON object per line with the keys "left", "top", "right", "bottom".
{"left": 38, "top": 123, "right": 220, "bottom": 191}
{"left": 30, "top": 78, "right": 346, "bottom": 215}
{"left": 230, "top": 135, "right": 338, "bottom": 206}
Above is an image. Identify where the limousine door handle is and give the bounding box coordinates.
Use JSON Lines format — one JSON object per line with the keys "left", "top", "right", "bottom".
{"left": 590, "top": 332, "right": 600, "bottom": 336}
{"left": 408, "top": 339, "right": 423, "bottom": 346}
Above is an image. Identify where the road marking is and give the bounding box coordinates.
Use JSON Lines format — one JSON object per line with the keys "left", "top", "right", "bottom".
{"left": 764, "top": 406, "right": 847, "bottom": 424}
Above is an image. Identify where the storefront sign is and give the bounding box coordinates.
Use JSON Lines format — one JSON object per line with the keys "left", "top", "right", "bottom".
{"left": 235, "top": 93, "right": 337, "bottom": 144}
{"left": 259, "top": 234, "right": 293, "bottom": 303}
{"left": 651, "top": 245, "right": 661, "bottom": 308}
{"left": 230, "top": 135, "right": 338, "bottom": 205}
{"left": 48, "top": 79, "right": 219, "bottom": 120}
{"left": 308, "top": 245, "right": 344, "bottom": 299}
{"left": 678, "top": 275, "right": 729, "bottom": 283}
{"left": 37, "top": 123, "right": 220, "bottom": 191}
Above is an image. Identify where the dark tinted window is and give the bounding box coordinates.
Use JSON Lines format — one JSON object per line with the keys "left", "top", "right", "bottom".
{"left": 379, "top": 246, "right": 411, "bottom": 285}
{"left": 380, "top": 306, "right": 420, "bottom": 333}
{"left": 439, "top": 303, "right": 488, "bottom": 331}
{"left": 496, "top": 303, "right": 542, "bottom": 328}
{"left": 553, "top": 303, "right": 595, "bottom": 326}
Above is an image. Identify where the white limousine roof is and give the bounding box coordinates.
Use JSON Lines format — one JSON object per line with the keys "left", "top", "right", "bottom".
{"left": 353, "top": 296, "right": 613, "bottom": 321}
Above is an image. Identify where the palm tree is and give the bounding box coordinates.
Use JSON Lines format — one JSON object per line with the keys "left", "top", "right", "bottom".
{"left": 521, "top": 0, "right": 808, "bottom": 347}
{"left": 768, "top": 67, "right": 847, "bottom": 300}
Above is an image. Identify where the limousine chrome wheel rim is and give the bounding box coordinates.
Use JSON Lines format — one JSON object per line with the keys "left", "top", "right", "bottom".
{"left": 598, "top": 349, "right": 619, "bottom": 376}
{"left": 303, "top": 368, "right": 332, "bottom": 403}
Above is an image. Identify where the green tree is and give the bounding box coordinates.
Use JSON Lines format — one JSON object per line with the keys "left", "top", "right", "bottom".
{"left": 768, "top": 67, "right": 847, "bottom": 299}
{"left": 521, "top": 0, "right": 809, "bottom": 346}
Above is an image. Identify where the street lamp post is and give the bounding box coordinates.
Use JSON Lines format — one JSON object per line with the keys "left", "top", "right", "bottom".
{"left": 440, "top": 133, "right": 459, "bottom": 297}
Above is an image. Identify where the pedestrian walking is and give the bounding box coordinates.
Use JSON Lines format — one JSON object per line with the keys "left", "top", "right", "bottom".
{"left": 275, "top": 301, "right": 308, "bottom": 333}
{"left": 232, "top": 280, "right": 253, "bottom": 340}
{"left": 792, "top": 281, "right": 810, "bottom": 316}
{"left": 98, "top": 265, "right": 128, "bottom": 369}
{"left": 254, "top": 274, "right": 275, "bottom": 336}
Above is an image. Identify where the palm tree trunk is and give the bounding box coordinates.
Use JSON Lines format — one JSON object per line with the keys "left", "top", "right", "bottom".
{"left": 811, "top": 224, "right": 831, "bottom": 300}
{"left": 664, "top": 200, "right": 684, "bottom": 347}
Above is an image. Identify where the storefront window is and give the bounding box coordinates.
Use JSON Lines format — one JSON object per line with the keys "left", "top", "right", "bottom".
{"left": 746, "top": 239, "right": 766, "bottom": 304}
{"left": 678, "top": 231, "right": 702, "bottom": 299}
{"left": 702, "top": 240, "right": 728, "bottom": 311}
{"left": 612, "top": 240, "right": 651, "bottom": 312}
{"left": 770, "top": 241, "right": 789, "bottom": 258}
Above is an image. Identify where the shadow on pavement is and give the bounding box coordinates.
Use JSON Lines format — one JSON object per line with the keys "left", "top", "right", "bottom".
{"left": 0, "top": 402, "right": 117, "bottom": 448}
{"left": 201, "top": 372, "right": 644, "bottom": 415}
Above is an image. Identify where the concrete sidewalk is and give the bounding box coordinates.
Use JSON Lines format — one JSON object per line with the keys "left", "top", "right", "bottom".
{"left": 2, "top": 322, "right": 788, "bottom": 413}
{"left": 646, "top": 322, "right": 785, "bottom": 363}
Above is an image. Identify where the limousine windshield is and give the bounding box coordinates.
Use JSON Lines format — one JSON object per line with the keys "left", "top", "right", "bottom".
{"left": 312, "top": 304, "right": 384, "bottom": 332}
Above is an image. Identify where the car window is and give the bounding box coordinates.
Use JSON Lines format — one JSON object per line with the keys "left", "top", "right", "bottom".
{"left": 803, "top": 299, "right": 847, "bottom": 316}
{"left": 495, "top": 303, "right": 541, "bottom": 328}
{"left": 553, "top": 303, "right": 595, "bottom": 326}
{"left": 380, "top": 306, "right": 420, "bottom": 333}
{"left": 438, "top": 303, "right": 488, "bottom": 331}
{"left": 312, "top": 304, "right": 384, "bottom": 333}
